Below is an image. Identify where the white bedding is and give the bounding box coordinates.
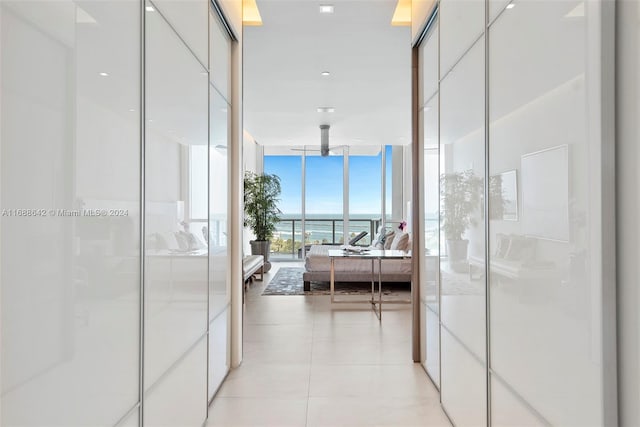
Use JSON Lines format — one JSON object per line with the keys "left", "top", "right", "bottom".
{"left": 304, "top": 245, "right": 411, "bottom": 274}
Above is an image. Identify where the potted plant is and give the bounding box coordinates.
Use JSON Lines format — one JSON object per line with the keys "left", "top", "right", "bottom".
{"left": 244, "top": 171, "right": 282, "bottom": 272}
{"left": 440, "top": 169, "right": 482, "bottom": 272}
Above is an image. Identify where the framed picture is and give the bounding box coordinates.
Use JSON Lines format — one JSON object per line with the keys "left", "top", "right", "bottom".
{"left": 521, "top": 145, "right": 569, "bottom": 241}
{"left": 490, "top": 169, "right": 518, "bottom": 221}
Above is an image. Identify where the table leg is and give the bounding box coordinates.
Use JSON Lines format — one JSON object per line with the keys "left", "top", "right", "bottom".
{"left": 370, "top": 258, "right": 374, "bottom": 304}
{"left": 378, "top": 257, "right": 382, "bottom": 321}
{"left": 370, "top": 258, "right": 381, "bottom": 321}
{"left": 330, "top": 257, "right": 335, "bottom": 303}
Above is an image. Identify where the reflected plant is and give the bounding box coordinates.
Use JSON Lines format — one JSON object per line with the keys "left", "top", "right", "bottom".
{"left": 489, "top": 174, "right": 507, "bottom": 220}
{"left": 440, "top": 169, "right": 482, "bottom": 241}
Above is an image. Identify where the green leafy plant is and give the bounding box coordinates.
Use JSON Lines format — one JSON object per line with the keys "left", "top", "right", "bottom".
{"left": 440, "top": 169, "right": 482, "bottom": 241}
{"left": 243, "top": 171, "right": 282, "bottom": 241}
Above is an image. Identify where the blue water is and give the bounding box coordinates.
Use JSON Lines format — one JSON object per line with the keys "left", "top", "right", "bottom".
{"left": 273, "top": 214, "right": 440, "bottom": 245}
{"left": 274, "top": 214, "right": 379, "bottom": 244}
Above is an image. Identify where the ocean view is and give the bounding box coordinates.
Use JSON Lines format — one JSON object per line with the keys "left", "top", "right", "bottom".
{"left": 271, "top": 213, "right": 440, "bottom": 256}
{"left": 273, "top": 213, "right": 382, "bottom": 245}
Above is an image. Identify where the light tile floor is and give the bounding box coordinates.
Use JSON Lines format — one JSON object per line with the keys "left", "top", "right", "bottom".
{"left": 207, "top": 262, "right": 451, "bottom": 427}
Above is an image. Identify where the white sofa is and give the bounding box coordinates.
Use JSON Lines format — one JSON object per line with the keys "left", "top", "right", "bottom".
{"left": 468, "top": 234, "right": 558, "bottom": 280}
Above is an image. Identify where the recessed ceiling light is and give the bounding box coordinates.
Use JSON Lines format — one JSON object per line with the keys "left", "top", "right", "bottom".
{"left": 146, "top": 6, "right": 155, "bottom": 12}
{"left": 506, "top": 3, "right": 515, "bottom": 9}
{"left": 129, "top": 109, "right": 135, "bottom": 112}
{"left": 321, "top": 71, "right": 331, "bottom": 76}
{"left": 319, "top": 4, "right": 334, "bottom": 14}
{"left": 99, "top": 72, "right": 109, "bottom": 77}
{"left": 317, "top": 107, "right": 335, "bottom": 113}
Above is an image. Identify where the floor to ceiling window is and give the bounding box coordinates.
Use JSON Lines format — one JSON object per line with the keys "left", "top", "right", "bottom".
{"left": 348, "top": 146, "right": 382, "bottom": 246}
{"left": 263, "top": 149, "right": 303, "bottom": 259}
{"left": 263, "top": 145, "right": 404, "bottom": 259}
{"left": 305, "top": 148, "right": 345, "bottom": 246}
{"left": 415, "top": 1, "right": 616, "bottom": 425}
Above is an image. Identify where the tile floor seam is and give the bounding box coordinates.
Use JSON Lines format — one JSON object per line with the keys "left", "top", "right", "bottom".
{"left": 207, "top": 262, "right": 450, "bottom": 427}
{"left": 305, "top": 289, "right": 317, "bottom": 426}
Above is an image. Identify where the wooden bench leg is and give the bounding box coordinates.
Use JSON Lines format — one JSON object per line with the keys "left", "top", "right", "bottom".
{"left": 304, "top": 280, "right": 310, "bottom": 291}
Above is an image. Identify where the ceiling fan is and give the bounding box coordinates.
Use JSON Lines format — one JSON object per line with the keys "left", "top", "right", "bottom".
{"left": 290, "top": 125, "right": 347, "bottom": 156}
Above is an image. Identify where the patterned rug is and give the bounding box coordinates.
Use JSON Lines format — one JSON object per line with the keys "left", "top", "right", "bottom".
{"left": 262, "top": 267, "right": 409, "bottom": 296}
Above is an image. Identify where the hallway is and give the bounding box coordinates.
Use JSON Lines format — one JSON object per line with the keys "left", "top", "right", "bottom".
{"left": 206, "top": 264, "right": 451, "bottom": 427}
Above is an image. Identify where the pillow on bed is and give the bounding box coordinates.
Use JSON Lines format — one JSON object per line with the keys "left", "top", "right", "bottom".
{"left": 383, "top": 231, "right": 395, "bottom": 249}
{"left": 390, "top": 232, "right": 410, "bottom": 252}
{"left": 373, "top": 226, "right": 387, "bottom": 249}
{"left": 372, "top": 227, "right": 382, "bottom": 246}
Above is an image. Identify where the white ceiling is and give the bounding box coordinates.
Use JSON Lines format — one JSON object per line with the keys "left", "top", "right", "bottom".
{"left": 243, "top": 0, "right": 411, "bottom": 148}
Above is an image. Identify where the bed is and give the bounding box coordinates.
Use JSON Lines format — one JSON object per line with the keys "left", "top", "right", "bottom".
{"left": 302, "top": 244, "right": 412, "bottom": 291}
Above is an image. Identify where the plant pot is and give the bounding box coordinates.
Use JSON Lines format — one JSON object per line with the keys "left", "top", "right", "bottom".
{"left": 250, "top": 240, "right": 272, "bottom": 273}
{"left": 446, "top": 239, "right": 469, "bottom": 273}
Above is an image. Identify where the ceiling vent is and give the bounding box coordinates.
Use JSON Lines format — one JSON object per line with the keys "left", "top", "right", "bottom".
{"left": 320, "top": 124, "right": 330, "bottom": 157}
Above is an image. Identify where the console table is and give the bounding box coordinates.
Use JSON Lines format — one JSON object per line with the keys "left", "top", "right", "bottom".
{"left": 327, "top": 249, "right": 411, "bottom": 321}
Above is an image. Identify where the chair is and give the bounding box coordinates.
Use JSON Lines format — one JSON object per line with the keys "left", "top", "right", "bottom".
{"left": 348, "top": 231, "right": 368, "bottom": 246}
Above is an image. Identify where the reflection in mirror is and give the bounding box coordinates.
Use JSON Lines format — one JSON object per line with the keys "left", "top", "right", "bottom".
{"left": 489, "top": 169, "right": 518, "bottom": 221}
{"left": 488, "top": 1, "right": 608, "bottom": 424}
{"left": 209, "top": 84, "right": 230, "bottom": 398}
{"left": 521, "top": 145, "right": 569, "bottom": 241}
{"left": 1, "top": 1, "right": 141, "bottom": 425}
{"left": 438, "top": 34, "right": 486, "bottom": 426}
{"left": 143, "top": 1, "right": 208, "bottom": 421}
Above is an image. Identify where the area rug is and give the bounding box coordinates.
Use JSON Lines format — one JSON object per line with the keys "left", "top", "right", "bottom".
{"left": 440, "top": 270, "right": 485, "bottom": 296}
{"left": 262, "top": 267, "right": 409, "bottom": 296}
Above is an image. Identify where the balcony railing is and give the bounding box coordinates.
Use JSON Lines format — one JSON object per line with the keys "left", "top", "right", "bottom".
{"left": 270, "top": 217, "right": 400, "bottom": 259}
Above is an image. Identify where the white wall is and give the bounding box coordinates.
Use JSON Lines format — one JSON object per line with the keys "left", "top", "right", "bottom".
{"left": 243, "top": 131, "right": 261, "bottom": 175}
{"left": 220, "top": 0, "right": 245, "bottom": 369}
{"left": 616, "top": 1, "right": 640, "bottom": 425}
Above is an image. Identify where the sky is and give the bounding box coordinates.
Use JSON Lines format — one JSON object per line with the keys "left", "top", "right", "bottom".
{"left": 264, "top": 146, "right": 393, "bottom": 216}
